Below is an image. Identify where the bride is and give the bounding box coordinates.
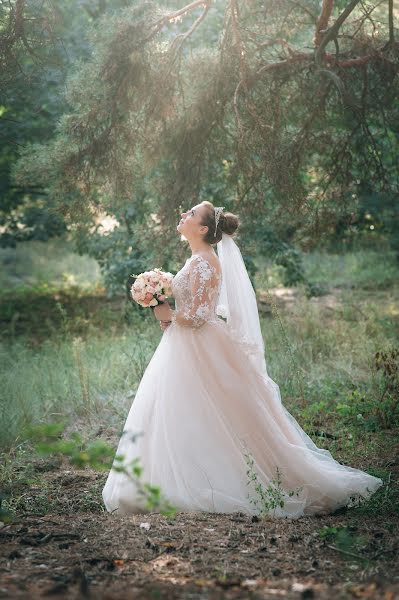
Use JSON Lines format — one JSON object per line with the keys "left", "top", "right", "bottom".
{"left": 102, "top": 201, "right": 383, "bottom": 518}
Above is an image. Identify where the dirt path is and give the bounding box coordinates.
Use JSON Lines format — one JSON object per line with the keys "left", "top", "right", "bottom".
{"left": 1, "top": 468, "right": 398, "bottom": 600}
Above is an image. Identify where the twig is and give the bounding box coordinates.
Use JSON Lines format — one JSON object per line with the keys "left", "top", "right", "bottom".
{"left": 169, "top": 0, "right": 211, "bottom": 53}
{"left": 388, "top": 0, "right": 394, "bottom": 45}
{"left": 315, "top": 0, "right": 334, "bottom": 47}
{"left": 140, "top": 0, "right": 209, "bottom": 46}
{"left": 315, "top": 0, "right": 362, "bottom": 66}
{"left": 326, "top": 544, "right": 369, "bottom": 562}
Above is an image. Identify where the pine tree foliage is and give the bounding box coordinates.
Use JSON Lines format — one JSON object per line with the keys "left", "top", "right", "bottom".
{"left": 9, "top": 0, "right": 399, "bottom": 279}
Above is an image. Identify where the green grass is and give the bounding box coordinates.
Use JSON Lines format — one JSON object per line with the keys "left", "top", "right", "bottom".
{"left": 260, "top": 285, "right": 398, "bottom": 399}
{"left": 254, "top": 245, "right": 399, "bottom": 291}
{"left": 303, "top": 248, "right": 399, "bottom": 290}
{"left": 253, "top": 245, "right": 399, "bottom": 434}
{"left": 0, "top": 245, "right": 398, "bottom": 451}
{"left": 0, "top": 323, "right": 161, "bottom": 448}
{"left": 0, "top": 237, "right": 101, "bottom": 290}
{"left": 0, "top": 242, "right": 398, "bottom": 519}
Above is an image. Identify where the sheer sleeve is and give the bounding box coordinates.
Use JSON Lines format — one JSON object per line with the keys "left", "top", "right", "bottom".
{"left": 171, "top": 255, "right": 220, "bottom": 329}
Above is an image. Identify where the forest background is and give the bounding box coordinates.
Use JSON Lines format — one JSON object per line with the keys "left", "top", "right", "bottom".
{"left": 0, "top": 1, "right": 398, "bottom": 598}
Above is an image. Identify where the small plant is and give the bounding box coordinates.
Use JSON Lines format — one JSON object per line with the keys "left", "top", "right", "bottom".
{"left": 349, "top": 469, "right": 397, "bottom": 517}
{"left": 337, "top": 347, "right": 399, "bottom": 431}
{"left": 72, "top": 337, "right": 91, "bottom": 414}
{"left": 20, "top": 422, "right": 177, "bottom": 518}
{"left": 318, "top": 525, "right": 369, "bottom": 565}
{"left": 244, "top": 448, "right": 303, "bottom": 517}
{"left": 374, "top": 348, "right": 399, "bottom": 428}
{"left": 111, "top": 440, "right": 177, "bottom": 517}
{"left": 55, "top": 301, "right": 71, "bottom": 337}
{"left": 336, "top": 389, "right": 378, "bottom": 430}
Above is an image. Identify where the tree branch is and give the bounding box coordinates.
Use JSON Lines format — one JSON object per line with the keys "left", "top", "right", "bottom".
{"left": 315, "top": 0, "right": 362, "bottom": 65}
{"left": 388, "top": 0, "right": 394, "bottom": 45}
{"left": 141, "top": 0, "right": 209, "bottom": 45}
{"left": 169, "top": 0, "right": 211, "bottom": 53}
{"left": 314, "top": 0, "right": 334, "bottom": 47}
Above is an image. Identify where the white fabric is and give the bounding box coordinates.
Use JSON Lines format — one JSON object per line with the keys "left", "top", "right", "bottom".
{"left": 216, "top": 232, "right": 268, "bottom": 377}
{"left": 102, "top": 252, "right": 383, "bottom": 518}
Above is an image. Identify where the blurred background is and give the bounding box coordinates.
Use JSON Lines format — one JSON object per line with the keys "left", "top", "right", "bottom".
{"left": 0, "top": 0, "right": 398, "bottom": 517}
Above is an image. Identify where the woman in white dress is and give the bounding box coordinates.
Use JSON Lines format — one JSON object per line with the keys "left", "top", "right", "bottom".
{"left": 102, "top": 201, "right": 383, "bottom": 518}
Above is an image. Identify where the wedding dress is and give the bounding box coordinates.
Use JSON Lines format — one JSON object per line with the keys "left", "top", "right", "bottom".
{"left": 102, "top": 245, "right": 383, "bottom": 518}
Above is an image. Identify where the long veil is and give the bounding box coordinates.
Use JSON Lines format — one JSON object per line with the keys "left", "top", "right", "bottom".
{"left": 216, "top": 232, "right": 268, "bottom": 378}
{"left": 215, "top": 232, "right": 357, "bottom": 459}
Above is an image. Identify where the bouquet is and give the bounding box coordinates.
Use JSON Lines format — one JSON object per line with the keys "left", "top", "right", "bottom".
{"left": 130, "top": 268, "right": 174, "bottom": 308}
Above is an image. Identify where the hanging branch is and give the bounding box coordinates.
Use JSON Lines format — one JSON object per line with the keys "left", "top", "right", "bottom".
{"left": 388, "top": 0, "right": 394, "bottom": 46}
{"left": 142, "top": 0, "right": 210, "bottom": 45}
{"left": 169, "top": 0, "right": 211, "bottom": 54}
{"left": 314, "top": 0, "right": 334, "bottom": 47}
{"left": 9, "top": 0, "right": 399, "bottom": 240}
{"left": 315, "top": 0, "right": 362, "bottom": 66}
{"left": 230, "top": 0, "right": 251, "bottom": 136}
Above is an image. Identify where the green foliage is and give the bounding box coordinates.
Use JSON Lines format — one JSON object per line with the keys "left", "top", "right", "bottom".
{"left": 302, "top": 247, "right": 399, "bottom": 290}
{"left": 22, "top": 422, "right": 177, "bottom": 518}
{"left": 72, "top": 202, "right": 158, "bottom": 295}
{"left": 357, "top": 190, "right": 399, "bottom": 260}
{"left": 318, "top": 525, "right": 370, "bottom": 564}
{"left": 24, "top": 422, "right": 115, "bottom": 470}
{"left": 1, "top": 0, "right": 136, "bottom": 249}
{"left": 3, "top": 0, "right": 396, "bottom": 291}
{"left": 248, "top": 219, "right": 307, "bottom": 287}
{"left": 0, "top": 238, "right": 101, "bottom": 291}
{"left": 351, "top": 469, "right": 399, "bottom": 517}
{"left": 0, "top": 323, "right": 160, "bottom": 448}
{"left": 244, "top": 450, "right": 303, "bottom": 516}
{"left": 336, "top": 348, "right": 399, "bottom": 431}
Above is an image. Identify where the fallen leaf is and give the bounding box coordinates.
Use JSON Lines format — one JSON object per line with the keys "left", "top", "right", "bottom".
{"left": 113, "top": 559, "right": 125, "bottom": 568}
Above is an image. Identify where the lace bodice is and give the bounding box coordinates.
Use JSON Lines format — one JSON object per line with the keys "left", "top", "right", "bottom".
{"left": 171, "top": 254, "right": 222, "bottom": 329}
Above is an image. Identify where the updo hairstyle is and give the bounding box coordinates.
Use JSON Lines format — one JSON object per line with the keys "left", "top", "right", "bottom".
{"left": 200, "top": 201, "right": 240, "bottom": 244}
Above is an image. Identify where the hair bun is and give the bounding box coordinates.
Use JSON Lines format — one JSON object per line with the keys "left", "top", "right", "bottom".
{"left": 221, "top": 212, "right": 239, "bottom": 235}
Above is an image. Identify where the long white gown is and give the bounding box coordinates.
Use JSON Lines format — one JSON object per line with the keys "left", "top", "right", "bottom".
{"left": 102, "top": 253, "right": 383, "bottom": 518}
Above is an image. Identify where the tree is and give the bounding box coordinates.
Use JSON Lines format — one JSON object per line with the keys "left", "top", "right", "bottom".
{"left": 0, "top": 0, "right": 130, "bottom": 246}
{"left": 9, "top": 0, "right": 399, "bottom": 287}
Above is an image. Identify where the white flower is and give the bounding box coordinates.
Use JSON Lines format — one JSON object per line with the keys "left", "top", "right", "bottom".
{"left": 216, "top": 304, "right": 228, "bottom": 318}
{"left": 134, "top": 279, "right": 145, "bottom": 290}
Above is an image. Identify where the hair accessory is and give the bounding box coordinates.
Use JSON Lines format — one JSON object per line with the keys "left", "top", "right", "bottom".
{"left": 214, "top": 206, "right": 225, "bottom": 237}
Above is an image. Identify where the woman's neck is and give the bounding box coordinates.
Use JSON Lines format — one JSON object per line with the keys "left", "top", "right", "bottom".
{"left": 188, "top": 240, "right": 214, "bottom": 255}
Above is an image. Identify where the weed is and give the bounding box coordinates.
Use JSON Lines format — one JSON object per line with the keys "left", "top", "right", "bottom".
{"left": 23, "top": 422, "right": 177, "bottom": 518}
{"left": 244, "top": 449, "right": 303, "bottom": 517}
{"left": 350, "top": 469, "right": 399, "bottom": 517}
{"left": 336, "top": 347, "right": 399, "bottom": 431}
{"left": 318, "top": 525, "right": 369, "bottom": 565}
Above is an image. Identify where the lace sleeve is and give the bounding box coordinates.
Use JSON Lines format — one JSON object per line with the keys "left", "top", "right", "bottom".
{"left": 171, "top": 255, "right": 220, "bottom": 329}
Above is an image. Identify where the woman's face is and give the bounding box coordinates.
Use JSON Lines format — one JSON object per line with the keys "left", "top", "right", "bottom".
{"left": 177, "top": 202, "right": 209, "bottom": 240}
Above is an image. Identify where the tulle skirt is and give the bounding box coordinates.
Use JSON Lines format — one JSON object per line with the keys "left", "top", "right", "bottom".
{"left": 102, "top": 318, "right": 383, "bottom": 518}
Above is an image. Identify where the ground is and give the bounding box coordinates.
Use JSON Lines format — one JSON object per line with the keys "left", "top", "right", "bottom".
{"left": 0, "top": 459, "right": 398, "bottom": 600}
{"left": 1, "top": 245, "right": 398, "bottom": 599}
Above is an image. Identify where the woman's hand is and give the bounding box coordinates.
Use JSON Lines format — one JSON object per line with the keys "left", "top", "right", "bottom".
{"left": 153, "top": 302, "right": 173, "bottom": 321}
{"left": 159, "top": 320, "right": 171, "bottom": 332}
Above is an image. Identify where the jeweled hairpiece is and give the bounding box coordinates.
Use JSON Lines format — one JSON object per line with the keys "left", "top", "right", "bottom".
{"left": 214, "top": 206, "right": 225, "bottom": 237}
